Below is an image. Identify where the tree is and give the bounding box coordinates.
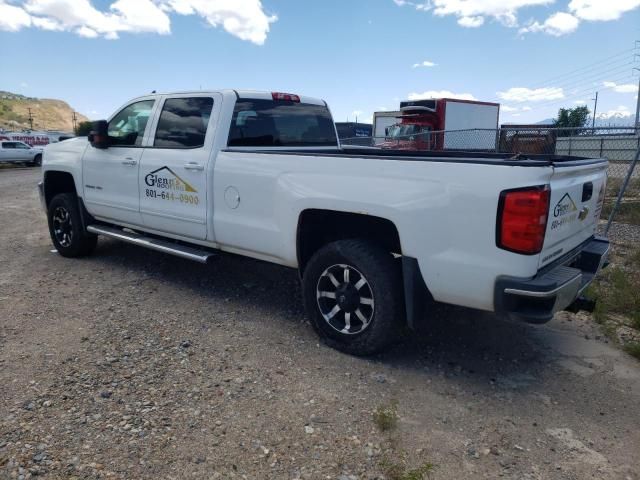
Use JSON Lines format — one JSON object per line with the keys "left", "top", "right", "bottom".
{"left": 75, "top": 121, "right": 93, "bottom": 136}
{"left": 553, "top": 106, "right": 590, "bottom": 130}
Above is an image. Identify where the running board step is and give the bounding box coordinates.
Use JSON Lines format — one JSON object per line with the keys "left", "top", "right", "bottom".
{"left": 86, "top": 225, "right": 215, "bottom": 264}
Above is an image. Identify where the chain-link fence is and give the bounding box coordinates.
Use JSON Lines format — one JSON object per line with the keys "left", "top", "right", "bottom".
{"left": 341, "top": 126, "right": 640, "bottom": 238}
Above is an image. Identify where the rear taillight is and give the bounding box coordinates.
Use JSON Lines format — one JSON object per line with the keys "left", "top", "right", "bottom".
{"left": 497, "top": 185, "right": 550, "bottom": 255}
{"left": 272, "top": 92, "right": 300, "bottom": 102}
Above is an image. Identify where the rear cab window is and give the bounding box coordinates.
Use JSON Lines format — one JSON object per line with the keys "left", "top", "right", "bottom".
{"left": 228, "top": 98, "right": 337, "bottom": 147}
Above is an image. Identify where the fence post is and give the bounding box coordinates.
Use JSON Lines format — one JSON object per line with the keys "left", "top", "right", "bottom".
{"left": 600, "top": 137, "right": 604, "bottom": 157}
{"left": 568, "top": 134, "right": 573, "bottom": 156}
{"left": 605, "top": 145, "right": 640, "bottom": 235}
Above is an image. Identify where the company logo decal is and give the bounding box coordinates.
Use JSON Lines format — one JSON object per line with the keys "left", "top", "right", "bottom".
{"left": 145, "top": 166, "right": 197, "bottom": 192}
{"left": 144, "top": 166, "right": 200, "bottom": 206}
{"left": 553, "top": 193, "right": 577, "bottom": 218}
{"left": 550, "top": 193, "right": 578, "bottom": 231}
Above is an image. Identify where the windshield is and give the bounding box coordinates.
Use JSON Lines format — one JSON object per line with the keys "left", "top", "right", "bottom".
{"left": 386, "top": 124, "right": 430, "bottom": 139}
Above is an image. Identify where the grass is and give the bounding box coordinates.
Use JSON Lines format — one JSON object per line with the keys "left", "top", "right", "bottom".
{"left": 380, "top": 457, "right": 435, "bottom": 480}
{"left": 601, "top": 201, "right": 640, "bottom": 226}
{"left": 624, "top": 342, "right": 640, "bottom": 360}
{"left": 373, "top": 401, "right": 399, "bottom": 432}
{"left": 586, "top": 246, "right": 640, "bottom": 359}
{"left": 602, "top": 177, "right": 640, "bottom": 226}
{"left": 373, "top": 402, "right": 437, "bottom": 479}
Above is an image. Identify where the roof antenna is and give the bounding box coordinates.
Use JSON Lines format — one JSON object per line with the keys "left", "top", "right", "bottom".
{"left": 151, "top": 90, "right": 156, "bottom": 93}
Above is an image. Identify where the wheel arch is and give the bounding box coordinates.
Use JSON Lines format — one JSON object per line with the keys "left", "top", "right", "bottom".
{"left": 43, "top": 170, "right": 77, "bottom": 207}
{"left": 296, "top": 209, "right": 402, "bottom": 274}
{"left": 296, "top": 208, "right": 433, "bottom": 330}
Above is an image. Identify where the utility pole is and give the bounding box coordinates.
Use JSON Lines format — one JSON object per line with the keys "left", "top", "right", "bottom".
{"left": 591, "top": 91, "right": 598, "bottom": 130}
{"left": 634, "top": 67, "right": 640, "bottom": 131}
{"left": 27, "top": 107, "right": 34, "bottom": 130}
{"left": 72, "top": 111, "right": 78, "bottom": 133}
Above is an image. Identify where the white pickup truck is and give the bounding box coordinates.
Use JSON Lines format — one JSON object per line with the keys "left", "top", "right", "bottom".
{"left": 38, "top": 90, "right": 610, "bottom": 355}
{"left": 0, "top": 140, "right": 43, "bottom": 166}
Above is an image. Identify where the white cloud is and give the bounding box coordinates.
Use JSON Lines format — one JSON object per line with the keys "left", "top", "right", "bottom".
{"left": 393, "top": 0, "right": 640, "bottom": 36}
{"left": 20, "top": 81, "right": 29, "bottom": 88}
{"left": 0, "top": 1, "right": 32, "bottom": 31}
{"left": 497, "top": 86, "right": 564, "bottom": 102}
{"left": 430, "top": 0, "right": 553, "bottom": 28}
{"left": 502, "top": 104, "right": 532, "bottom": 114}
{"left": 412, "top": 60, "right": 437, "bottom": 68}
{"left": 408, "top": 90, "right": 477, "bottom": 101}
{"left": 457, "top": 15, "right": 484, "bottom": 27}
{"left": 519, "top": 12, "right": 579, "bottom": 36}
{"left": 569, "top": 0, "right": 640, "bottom": 21}
{"left": 574, "top": 99, "right": 587, "bottom": 104}
{"left": 164, "top": 0, "right": 277, "bottom": 45}
{"left": 603, "top": 81, "right": 638, "bottom": 94}
{"left": 597, "top": 105, "right": 633, "bottom": 119}
{"left": 0, "top": 0, "right": 276, "bottom": 44}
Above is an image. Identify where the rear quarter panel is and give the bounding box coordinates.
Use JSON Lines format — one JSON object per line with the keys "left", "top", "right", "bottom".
{"left": 213, "top": 151, "right": 554, "bottom": 311}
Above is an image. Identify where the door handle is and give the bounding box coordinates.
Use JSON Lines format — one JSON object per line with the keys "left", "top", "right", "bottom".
{"left": 121, "top": 158, "right": 137, "bottom": 166}
{"left": 184, "top": 162, "right": 204, "bottom": 171}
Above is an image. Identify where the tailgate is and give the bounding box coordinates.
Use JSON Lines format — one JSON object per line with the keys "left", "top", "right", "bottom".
{"left": 539, "top": 160, "right": 608, "bottom": 268}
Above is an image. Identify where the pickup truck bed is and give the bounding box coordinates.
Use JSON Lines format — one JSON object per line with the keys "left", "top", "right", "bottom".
{"left": 38, "top": 89, "right": 610, "bottom": 355}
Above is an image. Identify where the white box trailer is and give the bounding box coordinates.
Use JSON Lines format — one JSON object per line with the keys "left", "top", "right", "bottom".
{"left": 440, "top": 100, "right": 500, "bottom": 150}
{"left": 372, "top": 111, "right": 401, "bottom": 145}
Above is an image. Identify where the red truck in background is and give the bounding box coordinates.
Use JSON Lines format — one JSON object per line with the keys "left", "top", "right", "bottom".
{"left": 373, "top": 98, "right": 500, "bottom": 151}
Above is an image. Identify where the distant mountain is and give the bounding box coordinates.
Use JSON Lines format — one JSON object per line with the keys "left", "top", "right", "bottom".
{"left": 536, "top": 118, "right": 555, "bottom": 125}
{"left": 0, "top": 91, "right": 88, "bottom": 132}
{"left": 533, "top": 116, "right": 636, "bottom": 127}
{"left": 593, "top": 115, "right": 635, "bottom": 127}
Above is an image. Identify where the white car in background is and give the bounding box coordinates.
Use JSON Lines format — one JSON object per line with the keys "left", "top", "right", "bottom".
{"left": 0, "top": 140, "right": 43, "bottom": 166}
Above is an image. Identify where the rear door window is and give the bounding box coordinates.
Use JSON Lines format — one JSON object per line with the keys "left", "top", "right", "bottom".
{"left": 154, "top": 97, "right": 214, "bottom": 148}
{"left": 228, "top": 99, "right": 337, "bottom": 147}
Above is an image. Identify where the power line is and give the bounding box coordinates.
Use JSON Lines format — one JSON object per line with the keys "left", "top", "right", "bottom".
{"left": 524, "top": 72, "right": 636, "bottom": 111}
{"left": 524, "top": 47, "right": 637, "bottom": 89}
{"left": 541, "top": 63, "right": 637, "bottom": 92}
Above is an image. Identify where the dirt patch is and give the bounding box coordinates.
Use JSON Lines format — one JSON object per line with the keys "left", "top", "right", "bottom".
{"left": 1, "top": 169, "right": 640, "bottom": 479}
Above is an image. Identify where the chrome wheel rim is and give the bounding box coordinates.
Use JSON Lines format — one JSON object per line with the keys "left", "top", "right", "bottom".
{"left": 316, "top": 264, "right": 374, "bottom": 335}
{"left": 52, "top": 206, "right": 73, "bottom": 247}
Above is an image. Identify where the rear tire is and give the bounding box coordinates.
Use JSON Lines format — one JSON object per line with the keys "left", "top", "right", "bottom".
{"left": 302, "top": 239, "right": 403, "bottom": 356}
{"left": 33, "top": 154, "right": 42, "bottom": 167}
{"left": 47, "top": 193, "right": 97, "bottom": 257}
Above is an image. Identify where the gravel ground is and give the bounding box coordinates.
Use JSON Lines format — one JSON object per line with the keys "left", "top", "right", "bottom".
{"left": 1, "top": 167, "right": 640, "bottom": 480}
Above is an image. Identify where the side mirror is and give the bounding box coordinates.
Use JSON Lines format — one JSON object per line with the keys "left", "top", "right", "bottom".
{"left": 88, "top": 120, "right": 110, "bottom": 149}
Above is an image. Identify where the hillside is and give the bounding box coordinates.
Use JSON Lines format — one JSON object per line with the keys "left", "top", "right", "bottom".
{"left": 0, "top": 91, "right": 88, "bottom": 133}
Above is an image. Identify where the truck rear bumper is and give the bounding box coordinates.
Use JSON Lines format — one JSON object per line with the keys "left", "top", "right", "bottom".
{"left": 494, "top": 236, "right": 609, "bottom": 324}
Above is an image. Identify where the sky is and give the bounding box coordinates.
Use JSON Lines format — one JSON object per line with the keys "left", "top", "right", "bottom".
{"left": 1, "top": 0, "right": 639, "bottom": 127}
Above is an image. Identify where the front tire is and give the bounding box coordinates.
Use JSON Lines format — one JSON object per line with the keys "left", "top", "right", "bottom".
{"left": 47, "top": 193, "right": 97, "bottom": 257}
{"left": 302, "top": 239, "right": 403, "bottom": 356}
{"left": 32, "top": 154, "right": 42, "bottom": 167}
